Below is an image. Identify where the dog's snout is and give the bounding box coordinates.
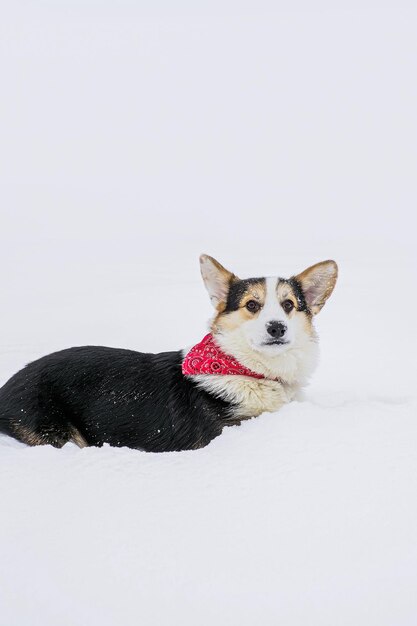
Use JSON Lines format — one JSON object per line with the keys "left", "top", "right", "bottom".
{"left": 266, "top": 321, "right": 287, "bottom": 338}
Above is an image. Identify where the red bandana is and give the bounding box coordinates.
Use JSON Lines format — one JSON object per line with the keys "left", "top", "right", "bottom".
{"left": 182, "top": 333, "right": 265, "bottom": 380}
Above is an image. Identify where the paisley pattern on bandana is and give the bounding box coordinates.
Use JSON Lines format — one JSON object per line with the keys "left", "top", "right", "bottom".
{"left": 182, "top": 334, "right": 265, "bottom": 380}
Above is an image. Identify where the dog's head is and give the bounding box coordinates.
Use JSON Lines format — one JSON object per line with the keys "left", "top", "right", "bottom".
{"left": 200, "top": 254, "right": 338, "bottom": 380}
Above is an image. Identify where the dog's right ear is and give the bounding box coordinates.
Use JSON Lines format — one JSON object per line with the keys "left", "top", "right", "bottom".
{"left": 199, "top": 254, "right": 237, "bottom": 309}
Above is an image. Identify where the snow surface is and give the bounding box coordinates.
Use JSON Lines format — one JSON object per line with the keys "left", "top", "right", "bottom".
{"left": 1, "top": 1, "right": 416, "bottom": 625}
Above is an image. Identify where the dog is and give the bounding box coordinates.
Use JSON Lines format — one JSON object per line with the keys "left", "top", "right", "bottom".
{"left": 0, "top": 255, "right": 337, "bottom": 451}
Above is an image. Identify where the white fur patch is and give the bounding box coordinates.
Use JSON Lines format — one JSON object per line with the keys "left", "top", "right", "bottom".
{"left": 245, "top": 276, "right": 292, "bottom": 348}
{"left": 215, "top": 326, "right": 319, "bottom": 385}
{"left": 191, "top": 374, "right": 296, "bottom": 418}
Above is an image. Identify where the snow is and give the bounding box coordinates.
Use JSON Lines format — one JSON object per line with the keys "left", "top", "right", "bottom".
{"left": 1, "top": 1, "right": 416, "bottom": 624}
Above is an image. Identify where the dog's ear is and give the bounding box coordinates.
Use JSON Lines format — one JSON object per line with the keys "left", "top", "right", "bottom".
{"left": 199, "top": 254, "right": 237, "bottom": 309}
{"left": 294, "top": 260, "right": 338, "bottom": 315}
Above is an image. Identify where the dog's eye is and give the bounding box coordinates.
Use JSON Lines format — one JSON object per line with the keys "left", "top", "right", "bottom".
{"left": 246, "top": 300, "right": 260, "bottom": 313}
{"left": 282, "top": 299, "right": 294, "bottom": 313}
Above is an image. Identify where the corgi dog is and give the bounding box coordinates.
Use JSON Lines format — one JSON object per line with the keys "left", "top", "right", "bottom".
{"left": 0, "top": 255, "right": 337, "bottom": 452}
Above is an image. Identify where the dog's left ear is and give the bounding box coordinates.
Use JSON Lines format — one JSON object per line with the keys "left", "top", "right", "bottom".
{"left": 199, "top": 254, "right": 238, "bottom": 309}
{"left": 294, "top": 260, "right": 338, "bottom": 315}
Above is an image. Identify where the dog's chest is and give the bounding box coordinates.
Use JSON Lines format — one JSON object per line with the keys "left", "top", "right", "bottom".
{"left": 192, "top": 374, "right": 295, "bottom": 418}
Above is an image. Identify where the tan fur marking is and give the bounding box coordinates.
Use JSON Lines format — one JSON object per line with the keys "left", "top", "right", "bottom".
{"left": 70, "top": 427, "right": 88, "bottom": 448}
{"left": 277, "top": 284, "right": 293, "bottom": 300}
{"left": 12, "top": 421, "right": 88, "bottom": 448}
{"left": 300, "top": 311, "right": 314, "bottom": 333}
{"left": 275, "top": 282, "right": 313, "bottom": 331}
{"left": 276, "top": 283, "right": 298, "bottom": 316}
{"left": 212, "top": 280, "right": 266, "bottom": 332}
{"left": 13, "top": 423, "right": 49, "bottom": 447}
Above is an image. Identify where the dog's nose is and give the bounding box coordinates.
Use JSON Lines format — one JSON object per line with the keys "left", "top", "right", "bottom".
{"left": 266, "top": 321, "right": 287, "bottom": 338}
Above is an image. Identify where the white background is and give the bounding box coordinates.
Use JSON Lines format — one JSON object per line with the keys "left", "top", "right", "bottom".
{"left": 1, "top": 2, "right": 416, "bottom": 625}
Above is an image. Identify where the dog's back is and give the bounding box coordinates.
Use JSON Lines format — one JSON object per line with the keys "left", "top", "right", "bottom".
{"left": 0, "top": 346, "right": 231, "bottom": 451}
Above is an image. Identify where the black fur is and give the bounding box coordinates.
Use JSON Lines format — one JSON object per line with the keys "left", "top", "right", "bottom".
{"left": 225, "top": 276, "right": 310, "bottom": 314}
{"left": 225, "top": 278, "right": 265, "bottom": 312}
{"left": 0, "top": 346, "right": 236, "bottom": 452}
